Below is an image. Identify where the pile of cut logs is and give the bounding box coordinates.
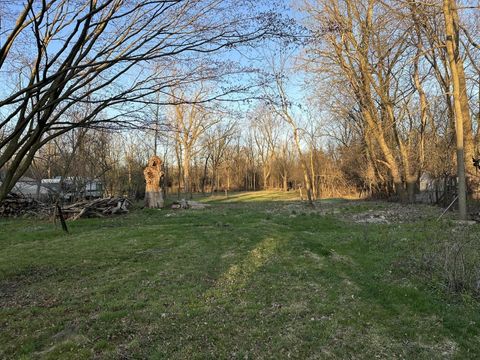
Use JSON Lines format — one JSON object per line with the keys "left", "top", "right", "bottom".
{"left": 0, "top": 193, "right": 51, "bottom": 217}
{"left": 0, "top": 194, "right": 131, "bottom": 220}
{"left": 61, "top": 197, "right": 131, "bottom": 220}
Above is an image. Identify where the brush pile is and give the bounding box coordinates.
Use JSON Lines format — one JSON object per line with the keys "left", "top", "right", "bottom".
{"left": 61, "top": 197, "right": 131, "bottom": 220}
{"left": 0, "top": 193, "right": 51, "bottom": 217}
{"left": 0, "top": 194, "right": 131, "bottom": 220}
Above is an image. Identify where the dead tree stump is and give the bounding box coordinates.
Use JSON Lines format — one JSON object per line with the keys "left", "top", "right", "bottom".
{"left": 144, "top": 156, "right": 164, "bottom": 208}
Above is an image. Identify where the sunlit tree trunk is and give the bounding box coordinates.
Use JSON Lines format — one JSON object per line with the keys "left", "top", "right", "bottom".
{"left": 443, "top": 0, "right": 467, "bottom": 220}
{"left": 144, "top": 156, "right": 164, "bottom": 208}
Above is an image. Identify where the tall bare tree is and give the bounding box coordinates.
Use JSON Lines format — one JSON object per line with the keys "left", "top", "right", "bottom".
{"left": 169, "top": 85, "right": 220, "bottom": 198}
{"left": 251, "top": 106, "right": 281, "bottom": 190}
{"left": 443, "top": 0, "right": 469, "bottom": 219}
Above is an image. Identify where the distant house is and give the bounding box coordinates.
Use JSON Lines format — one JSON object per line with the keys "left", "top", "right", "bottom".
{"left": 41, "top": 177, "right": 104, "bottom": 201}
{"left": 0, "top": 172, "right": 51, "bottom": 200}
{"left": 0, "top": 170, "right": 104, "bottom": 201}
{"left": 84, "top": 180, "right": 103, "bottom": 198}
{"left": 13, "top": 176, "right": 51, "bottom": 199}
{"left": 416, "top": 172, "right": 457, "bottom": 205}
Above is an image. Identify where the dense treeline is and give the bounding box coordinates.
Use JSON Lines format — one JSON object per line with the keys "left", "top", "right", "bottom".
{"left": 25, "top": 117, "right": 356, "bottom": 200}
{"left": 313, "top": 1, "right": 478, "bottom": 208}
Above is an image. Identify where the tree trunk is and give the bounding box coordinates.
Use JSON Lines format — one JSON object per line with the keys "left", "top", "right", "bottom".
{"left": 443, "top": 0, "right": 467, "bottom": 220}
{"left": 263, "top": 166, "right": 271, "bottom": 190}
{"left": 201, "top": 154, "right": 209, "bottom": 194}
{"left": 406, "top": 176, "right": 417, "bottom": 203}
{"left": 183, "top": 152, "right": 191, "bottom": 198}
{"left": 310, "top": 148, "right": 318, "bottom": 200}
{"left": 363, "top": 110, "right": 406, "bottom": 200}
{"left": 456, "top": 41, "right": 475, "bottom": 178}
{"left": 292, "top": 128, "right": 313, "bottom": 206}
{"left": 144, "top": 156, "right": 164, "bottom": 208}
{"left": 175, "top": 142, "right": 182, "bottom": 199}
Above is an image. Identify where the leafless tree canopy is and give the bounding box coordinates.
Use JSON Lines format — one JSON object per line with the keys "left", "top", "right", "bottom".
{"left": 0, "top": 0, "right": 285, "bottom": 199}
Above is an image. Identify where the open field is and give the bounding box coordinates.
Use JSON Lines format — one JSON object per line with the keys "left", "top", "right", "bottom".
{"left": 1, "top": 191, "right": 480, "bottom": 359}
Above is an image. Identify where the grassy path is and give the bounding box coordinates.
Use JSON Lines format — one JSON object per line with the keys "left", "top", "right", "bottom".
{"left": 1, "top": 192, "right": 479, "bottom": 359}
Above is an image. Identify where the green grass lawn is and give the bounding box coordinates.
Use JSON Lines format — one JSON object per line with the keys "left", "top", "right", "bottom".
{"left": 1, "top": 191, "right": 479, "bottom": 359}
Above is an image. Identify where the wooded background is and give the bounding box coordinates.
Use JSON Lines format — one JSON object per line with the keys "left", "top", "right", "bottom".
{"left": 0, "top": 0, "right": 479, "bottom": 217}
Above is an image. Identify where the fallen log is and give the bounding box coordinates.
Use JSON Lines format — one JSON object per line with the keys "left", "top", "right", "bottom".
{"left": 171, "top": 199, "right": 210, "bottom": 210}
